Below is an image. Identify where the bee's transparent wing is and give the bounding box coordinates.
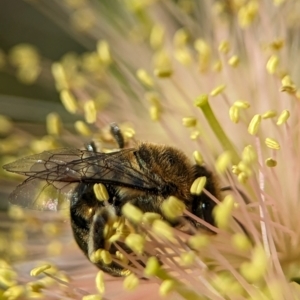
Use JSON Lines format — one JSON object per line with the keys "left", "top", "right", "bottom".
{"left": 8, "top": 177, "right": 77, "bottom": 211}
{"left": 4, "top": 148, "right": 161, "bottom": 210}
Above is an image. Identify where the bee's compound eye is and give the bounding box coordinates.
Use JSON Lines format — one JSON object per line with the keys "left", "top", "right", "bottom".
{"left": 201, "top": 200, "right": 215, "bottom": 226}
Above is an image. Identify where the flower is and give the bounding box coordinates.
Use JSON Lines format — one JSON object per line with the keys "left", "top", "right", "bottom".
{"left": 1, "top": 0, "right": 300, "bottom": 299}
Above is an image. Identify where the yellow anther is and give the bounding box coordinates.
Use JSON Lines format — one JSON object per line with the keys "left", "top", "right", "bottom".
{"left": 150, "top": 24, "right": 165, "bottom": 50}
{"left": 190, "top": 130, "right": 201, "bottom": 140}
{"left": 136, "top": 69, "right": 154, "bottom": 87}
{"left": 229, "top": 105, "right": 240, "bottom": 123}
{"left": 152, "top": 220, "right": 174, "bottom": 241}
{"left": 281, "top": 75, "right": 296, "bottom": 93}
{"left": 153, "top": 49, "right": 173, "bottom": 78}
{"left": 174, "top": 48, "right": 192, "bottom": 65}
{"left": 265, "top": 158, "right": 277, "bottom": 167}
{"left": 149, "top": 104, "right": 161, "bottom": 121}
{"left": 60, "top": 89, "right": 78, "bottom": 114}
{"left": 215, "top": 151, "right": 232, "bottom": 174}
{"left": 174, "top": 28, "right": 189, "bottom": 47}
{"left": 116, "top": 251, "right": 129, "bottom": 264}
{"left": 248, "top": 114, "right": 261, "bottom": 135}
{"left": 97, "top": 40, "right": 112, "bottom": 65}
{"left": 46, "top": 112, "right": 62, "bottom": 136}
{"left": 237, "top": 171, "right": 248, "bottom": 184}
{"left": 93, "top": 183, "right": 109, "bottom": 202}
{"left": 123, "top": 273, "right": 139, "bottom": 291}
{"left": 212, "top": 60, "right": 222, "bottom": 72}
{"left": 194, "top": 94, "right": 208, "bottom": 107}
{"left": 122, "top": 203, "right": 143, "bottom": 224}
{"left": 74, "top": 121, "right": 92, "bottom": 136}
{"left": 82, "top": 295, "right": 102, "bottom": 300}
{"left": 266, "top": 55, "right": 279, "bottom": 74}
{"left": 228, "top": 55, "right": 240, "bottom": 67}
{"left": 180, "top": 251, "right": 196, "bottom": 266}
{"left": 142, "top": 212, "right": 162, "bottom": 225}
{"left": 182, "top": 117, "right": 197, "bottom": 127}
{"left": 90, "top": 249, "right": 103, "bottom": 263}
{"left": 262, "top": 110, "right": 277, "bottom": 119}
{"left": 159, "top": 279, "right": 176, "bottom": 296}
{"left": 3, "top": 285, "right": 25, "bottom": 299}
{"left": 238, "top": 1, "right": 259, "bottom": 28}
{"left": 188, "top": 234, "right": 209, "bottom": 250}
{"left": 190, "top": 176, "right": 207, "bottom": 195}
{"left": 161, "top": 196, "right": 185, "bottom": 220}
{"left": 193, "top": 150, "right": 204, "bottom": 165}
{"left": 96, "top": 271, "right": 105, "bottom": 294}
{"left": 218, "top": 40, "right": 230, "bottom": 54}
{"left": 240, "top": 245, "right": 268, "bottom": 283}
{"left": 144, "top": 256, "right": 160, "bottom": 277}
{"left": 125, "top": 234, "right": 145, "bottom": 255}
{"left": 84, "top": 100, "right": 97, "bottom": 124}
{"left": 269, "top": 38, "right": 284, "bottom": 50}
{"left": 100, "top": 250, "right": 112, "bottom": 265}
{"left": 210, "top": 84, "right": 226, "bottom": 97}
{"left": 213, "top": 195, "right": 235, "bottom": 229}
{"left": 30, "top": 264, "right": 52, "bottom": 277}
{"left": 194, "top": 39, "right": 211, "bottom": 72}
{"left": 242, "top": 145, "right": 257, "bottom": 164}
{"left": 233, "top": 101, "right": 250, "bottom": 109}
{"left": 232, "top": 233, "right": 252, "bottom": 251}
{"left": 276, "top": 109, "right": 290, "bottom": 125}
{"left": 265, "top": 137, "right": 280, "bottom": 150}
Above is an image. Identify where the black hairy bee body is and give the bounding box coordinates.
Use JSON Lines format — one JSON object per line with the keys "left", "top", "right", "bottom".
{"left": 3, "top": 125, "right": 219, "bottom": 276}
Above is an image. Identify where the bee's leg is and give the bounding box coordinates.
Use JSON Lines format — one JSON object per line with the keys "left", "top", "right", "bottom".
{"left": 110, "top": 122, "right": 124, "bottom": 149}
{"left": 87, "top": 207, "right": 130, "bottom": 277}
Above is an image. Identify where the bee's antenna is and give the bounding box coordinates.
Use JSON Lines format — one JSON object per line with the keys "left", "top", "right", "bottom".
{"left": 110, "top": 122, "right": 124, "bottom": 149}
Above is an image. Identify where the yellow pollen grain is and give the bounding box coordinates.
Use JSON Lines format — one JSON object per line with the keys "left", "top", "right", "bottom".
{"left": 122, "top": 203, "right": 143, "bottom": 224}
{"left": 84, "top": 100, "right": 97, "bottom": 124}
{"left": 232, "top": 233, "right": 252, "bottom": 251}
{"left": 266, "top": 55, "right": 279, "bottom": 74}
{"left": 213, "top": 195, "right": 235, "bottom": 230}
{"left": 190, "top": 130, "right": 200, "bottom": 140}
{"left": 218, "top": 40, "right": 230, "bottom": 54}
{"left": 30, "top": 264, "right": 52, "bottom": 277}
{"left": 265, "top": 158, "right": 277, "bottom": 167}
{"left": 237, "top": 171, "right": 248, "bottom": 184}
{"left": 262, "top": 110, "right": 277, "bottom": 119}
{"left": 276, "top": 109, "right": 290, "bottom": 125}
{"left": 96, "top": 271, "right": 105, "bottom": 294}
{"left": 154, "top": 67, "right": 173, "bottom": 78}
{"left": 82, "top": 295, "right": 102, "bottom": 300}
{"left": 93, "top": 183, "right": 109, "bottom": 202}
{"left": 46, "top": 112, "right": 62, "bottom": 136}
{"left": 149, "top": 104, "right": 161, "bottom": 121}
{"left": 159, "top": 279, "right": 176, "bottom": 297}
{"left": 101, "top": 250, "right": 112, "bottom": 265}
{"left": 97, "top": 40, "right": 112, "bottom": 65}
{"left": 182, "top": 117, "right": 197, "bottom": 127}
{"left": 234, "top": 101, "right": 250, "bottom": 109}
{"left": 237, "top": 161, "right": 252, "bottom": 177}
{"left": 173, "top": 28, "right": 189, "bottom": 47}
{"left": 190, "top": 176, "right": 207, "bottom": 195}
{"left": 240, "top": 245, "right": 268, "bottom": 283}
{"left": 123, "top": 273, "right": 140, "bottom": 291}
{"left": 90, "top": 249, "right": 103, "bottom": 263}
{"left": 136, "top": 69, "right": 154, "bottom": 87}
{"left": 188, "top": 234, "right": 209, "bottom": 250}
{"left": 152, "top": 219, "right": 174, "bottom": 242}
{"left": 210, "top": 84, "right": 226, "bottom": 96}
{"left": 194, "top": 94, "right": 208, "bottom": 107}
{"left": 144, "top": 256, "right": 160, "bottom": 277}
{"left": 248, "top": 114, "right": 261, "bottom": 135}
{"left": 193, "top": 150, "right": 204, "bottom": 165}
{"left": 242, "top": 145, "right": 257, "bottom": 164}
{"left": 228, "top": 55, "right": 240, "bottom": 67}
{"left": 161, "top": 196, "right": 185, "bottom": 220}
{"left": 215, "top": 151, "right": 232, "bottom": 174}
{"left": 60, "top": 89, "right": 78, "bottom": 114}
{"left": 265, "top": 137, "right": 280, "bottom": 150}
{"left": 125, "top": 233, "right": 145, "bottom": 255}
{"left": 74, "top": 120, "right": 92, "bottom": 136}
{"left": 229, "top": 105, "right": 240, "bottom": 123}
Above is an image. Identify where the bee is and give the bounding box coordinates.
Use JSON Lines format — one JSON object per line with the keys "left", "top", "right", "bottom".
{"left": 3, "top": 123, "right": 219, "bottom": 276}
